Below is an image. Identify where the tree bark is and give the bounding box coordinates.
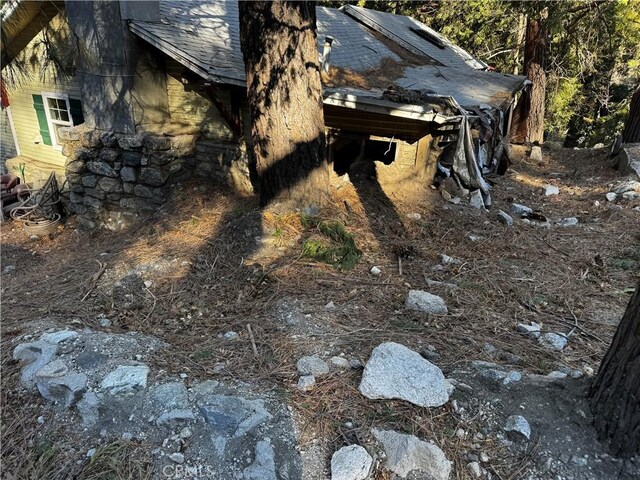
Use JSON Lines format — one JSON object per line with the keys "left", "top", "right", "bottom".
{"left": 239, "top": 1, "right": 329, "bottom": 207}
{"left": 590, "top": 282, "right": 640, "bottom": 457}
{"left": 623, "top": 85, "right": 640, "bottom": 143}
{"left": 510, "top": 16, "right": 547, "bottom": 144}
{"left": 512, "top": 13, "right": 526, "bottom": 75}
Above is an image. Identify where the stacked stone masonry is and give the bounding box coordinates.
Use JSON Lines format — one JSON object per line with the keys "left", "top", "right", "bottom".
{"left": 59, "top": 126, "right": 249, "bottom": 230}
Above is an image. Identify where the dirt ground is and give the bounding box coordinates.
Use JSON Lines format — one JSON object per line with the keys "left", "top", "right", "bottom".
{"left": 1, "top": 144, "right": 639, "bottom": 479}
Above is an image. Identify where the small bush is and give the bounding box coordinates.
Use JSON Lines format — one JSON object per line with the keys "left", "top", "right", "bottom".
{"left": 301, "top": 217, "right": 361, "bottom": 270}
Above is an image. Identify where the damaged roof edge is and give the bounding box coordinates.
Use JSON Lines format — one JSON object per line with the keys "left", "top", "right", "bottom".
{"left": 322, "top": 90, "right": 459, "bottom": 124}
{"left": 129, "top": 21, "right": 461, "bottom": 126}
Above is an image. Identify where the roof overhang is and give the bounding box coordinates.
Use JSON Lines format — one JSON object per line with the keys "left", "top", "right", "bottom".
{"left": 129, "top": 21, "right": 246, "bottom": 87}
{"left": 323, "top": 89, "right": 456, "bottom": 124}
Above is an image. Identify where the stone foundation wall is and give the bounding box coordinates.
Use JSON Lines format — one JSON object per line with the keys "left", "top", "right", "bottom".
{"left": 59, "top": 126, "right": 250, "bottom": 230}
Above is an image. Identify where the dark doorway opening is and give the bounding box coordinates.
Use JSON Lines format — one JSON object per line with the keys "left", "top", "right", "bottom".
{"left": 331, "top": 137, "right": 397, "bottom": 176}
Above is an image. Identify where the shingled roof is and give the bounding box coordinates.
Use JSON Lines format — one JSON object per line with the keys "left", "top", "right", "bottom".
{"left": 128, "top": 1, "right": 525, "bottom": 112}
{"left": 341, "top": 5, "right": 488, "bottom": 70}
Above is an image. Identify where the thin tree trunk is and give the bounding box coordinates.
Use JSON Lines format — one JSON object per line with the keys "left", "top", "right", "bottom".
{"left": 510, "top": 16, "right": 547, "bottom": 144}
{"left": 512, "top": 13, "right": 526, "bottom": 75}
{"left": 239, "top": 0, "right": 329, "bottom": 207}
{"left": 590, "top": 282, "right": 640, "bottom": 457}
{"left": 623, "top": 85, "right": 640, "bottom": 143}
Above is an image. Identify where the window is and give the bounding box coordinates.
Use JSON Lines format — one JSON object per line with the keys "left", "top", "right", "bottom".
{"left": 42, "top": 92, "right": 73, "bottom": 150}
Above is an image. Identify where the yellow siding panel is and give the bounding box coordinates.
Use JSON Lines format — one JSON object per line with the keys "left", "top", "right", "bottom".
{"left": 5, "top": 13, "right": 82, "bottom": 174}
{"left": 165, "top": 61, "right": 233, "bottom": 141}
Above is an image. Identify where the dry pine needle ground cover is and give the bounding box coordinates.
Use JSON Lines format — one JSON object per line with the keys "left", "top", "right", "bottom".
{"left": 1, "top": 145, "right": 638, "bottom": 479}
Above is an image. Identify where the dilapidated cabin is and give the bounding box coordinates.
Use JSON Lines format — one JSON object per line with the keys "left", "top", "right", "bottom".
{"left": 1, "top": 0, "right": 526, "bottom": 229}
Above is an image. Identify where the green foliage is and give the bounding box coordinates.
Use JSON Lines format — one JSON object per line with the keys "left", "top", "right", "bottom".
{"left": 610, "top": 247, "right": 640, "bottom": 272}
{"left": 324, "top": 0, "right": 640, "bottom": 145}
{"left": 546, "top": 76, "right": 582, "bottom": 139}
{"left": 301, "top": 216, "right": 361, "bottom": 270}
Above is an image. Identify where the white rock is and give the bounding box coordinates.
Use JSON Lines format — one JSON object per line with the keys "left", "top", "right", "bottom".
{"left": 544, "top": 185, "right": 559, "bottom": 196}
{"left": 370, "top": 266, "right": 382, "bottom": 276}
{"left": 86, "top": 448, "right": 96, "bottom": 458}
{"left": 511, "top": 203, "right": 533, "bottom": 216}
{"left": 467, "top": 461, "right": 483, "bottom": 478}
{"left": 243, "top": 439, "right": 277, "bottom": 480}
{"left": 372, "top": 429, "right": 451, "bottom": 480}
{"left": 516, "top": 322, "right": 542, "bottom": 338}
{"left": 155, "top": 409, "right": 196, "bottom": 427}
{"left": 169, "top": 452, "right": 185, "bottom": 464}
{"left": 504, "top": 415, "right": 531, "bottom": 440}
{"left": 612, "top": 180, "right": 640, "bottom": 194}
{"left": 497, "top": 210, "right": 513, "bottom": 226}
{"left": 503, "top": 371, "right": 522, "bottom": 385}
{"left": 223, "top": 331, "right": 239, "bottom": 340}
{"left": 605, "top": 192, "right": 617, "bottom": 202}
{"left": 538, "top": 332, "right": 568, "bottom": 351}
{"left": 440, "top": 254, "right": 462, "bottom": 265}
{"left": 99, "top": 318, "right": 111, "bottom": 328}
{"left": 296, "top": 355, "right": 329, "bottom": 376}
{"left": 407, "top": 213, "right": 422, "bottom": 220}
{"left": 330, "top": 445, "right": 373, "bottom": 480}
{"left": 444, "top": 380, "right": 455, "bottom": 396}
{"left": 297, "top": 375, "right": 316, "bottom": 391}
{"left": 40, "top": 330, "right": 78, "bottom": 344}
{"left": 547, "top": 371, "right": 568, "bottom": 379}
{"left": 530, "top": 146, "right": 543, "bottom": 162}
{"left": 405, "top": 290, "right": 448, "bottom": 315}
{"left": 359, "top": 342, "right": 449, "bottom": 407}
{"left": 556, "top": 217, "right": 578, "bottom": 227}
{"left": 469, "top": 190, "right": 485, "bottom": 209}
{"left": 325, "top": 301, "right": 336, "bottom": 310}
{"left": 100, "top": 365, "right": 149, "bottom": 394}
{"left": 329, "top": 356, "right": 351, "bottom": 370}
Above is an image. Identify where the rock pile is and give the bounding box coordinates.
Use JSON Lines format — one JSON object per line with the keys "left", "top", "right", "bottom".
{"left": 12, "top": 327, "right": 301, "bottom": 479}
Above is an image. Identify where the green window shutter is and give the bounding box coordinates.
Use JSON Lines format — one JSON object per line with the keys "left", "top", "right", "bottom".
{"left": 32, "top": 94, "right": 52, "bottom": 146}
{"left": 69, "top": 98, "right": 84, "bottom": 126}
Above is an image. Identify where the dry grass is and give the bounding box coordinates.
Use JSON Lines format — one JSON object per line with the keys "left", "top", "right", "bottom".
{"left": 1, "top": 145, "right": 638, "bottom": 478}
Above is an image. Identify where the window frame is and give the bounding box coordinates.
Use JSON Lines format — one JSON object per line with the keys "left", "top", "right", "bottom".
{"left": 41, "top": 91, "right": 73, "bottom": 151}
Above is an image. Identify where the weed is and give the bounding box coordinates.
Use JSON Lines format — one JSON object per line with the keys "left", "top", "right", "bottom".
{"left": 193, "top": 349, "right": 213, "bottom": 361}
{"left": 301, "top": 217, "right": 362, "bottom": 270}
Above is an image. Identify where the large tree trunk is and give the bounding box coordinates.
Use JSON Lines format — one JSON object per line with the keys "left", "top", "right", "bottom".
{"left": 239, "top": 0, "right": 329, "bottom": 207}
{"left": 590, "top": 282, "right": 640, "bottom": 457}
{"left": 623, "top": 85, "right": 640, "bottom": 143}
{"left": 510, "top": 16, "right": 547, "bottom": 144}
